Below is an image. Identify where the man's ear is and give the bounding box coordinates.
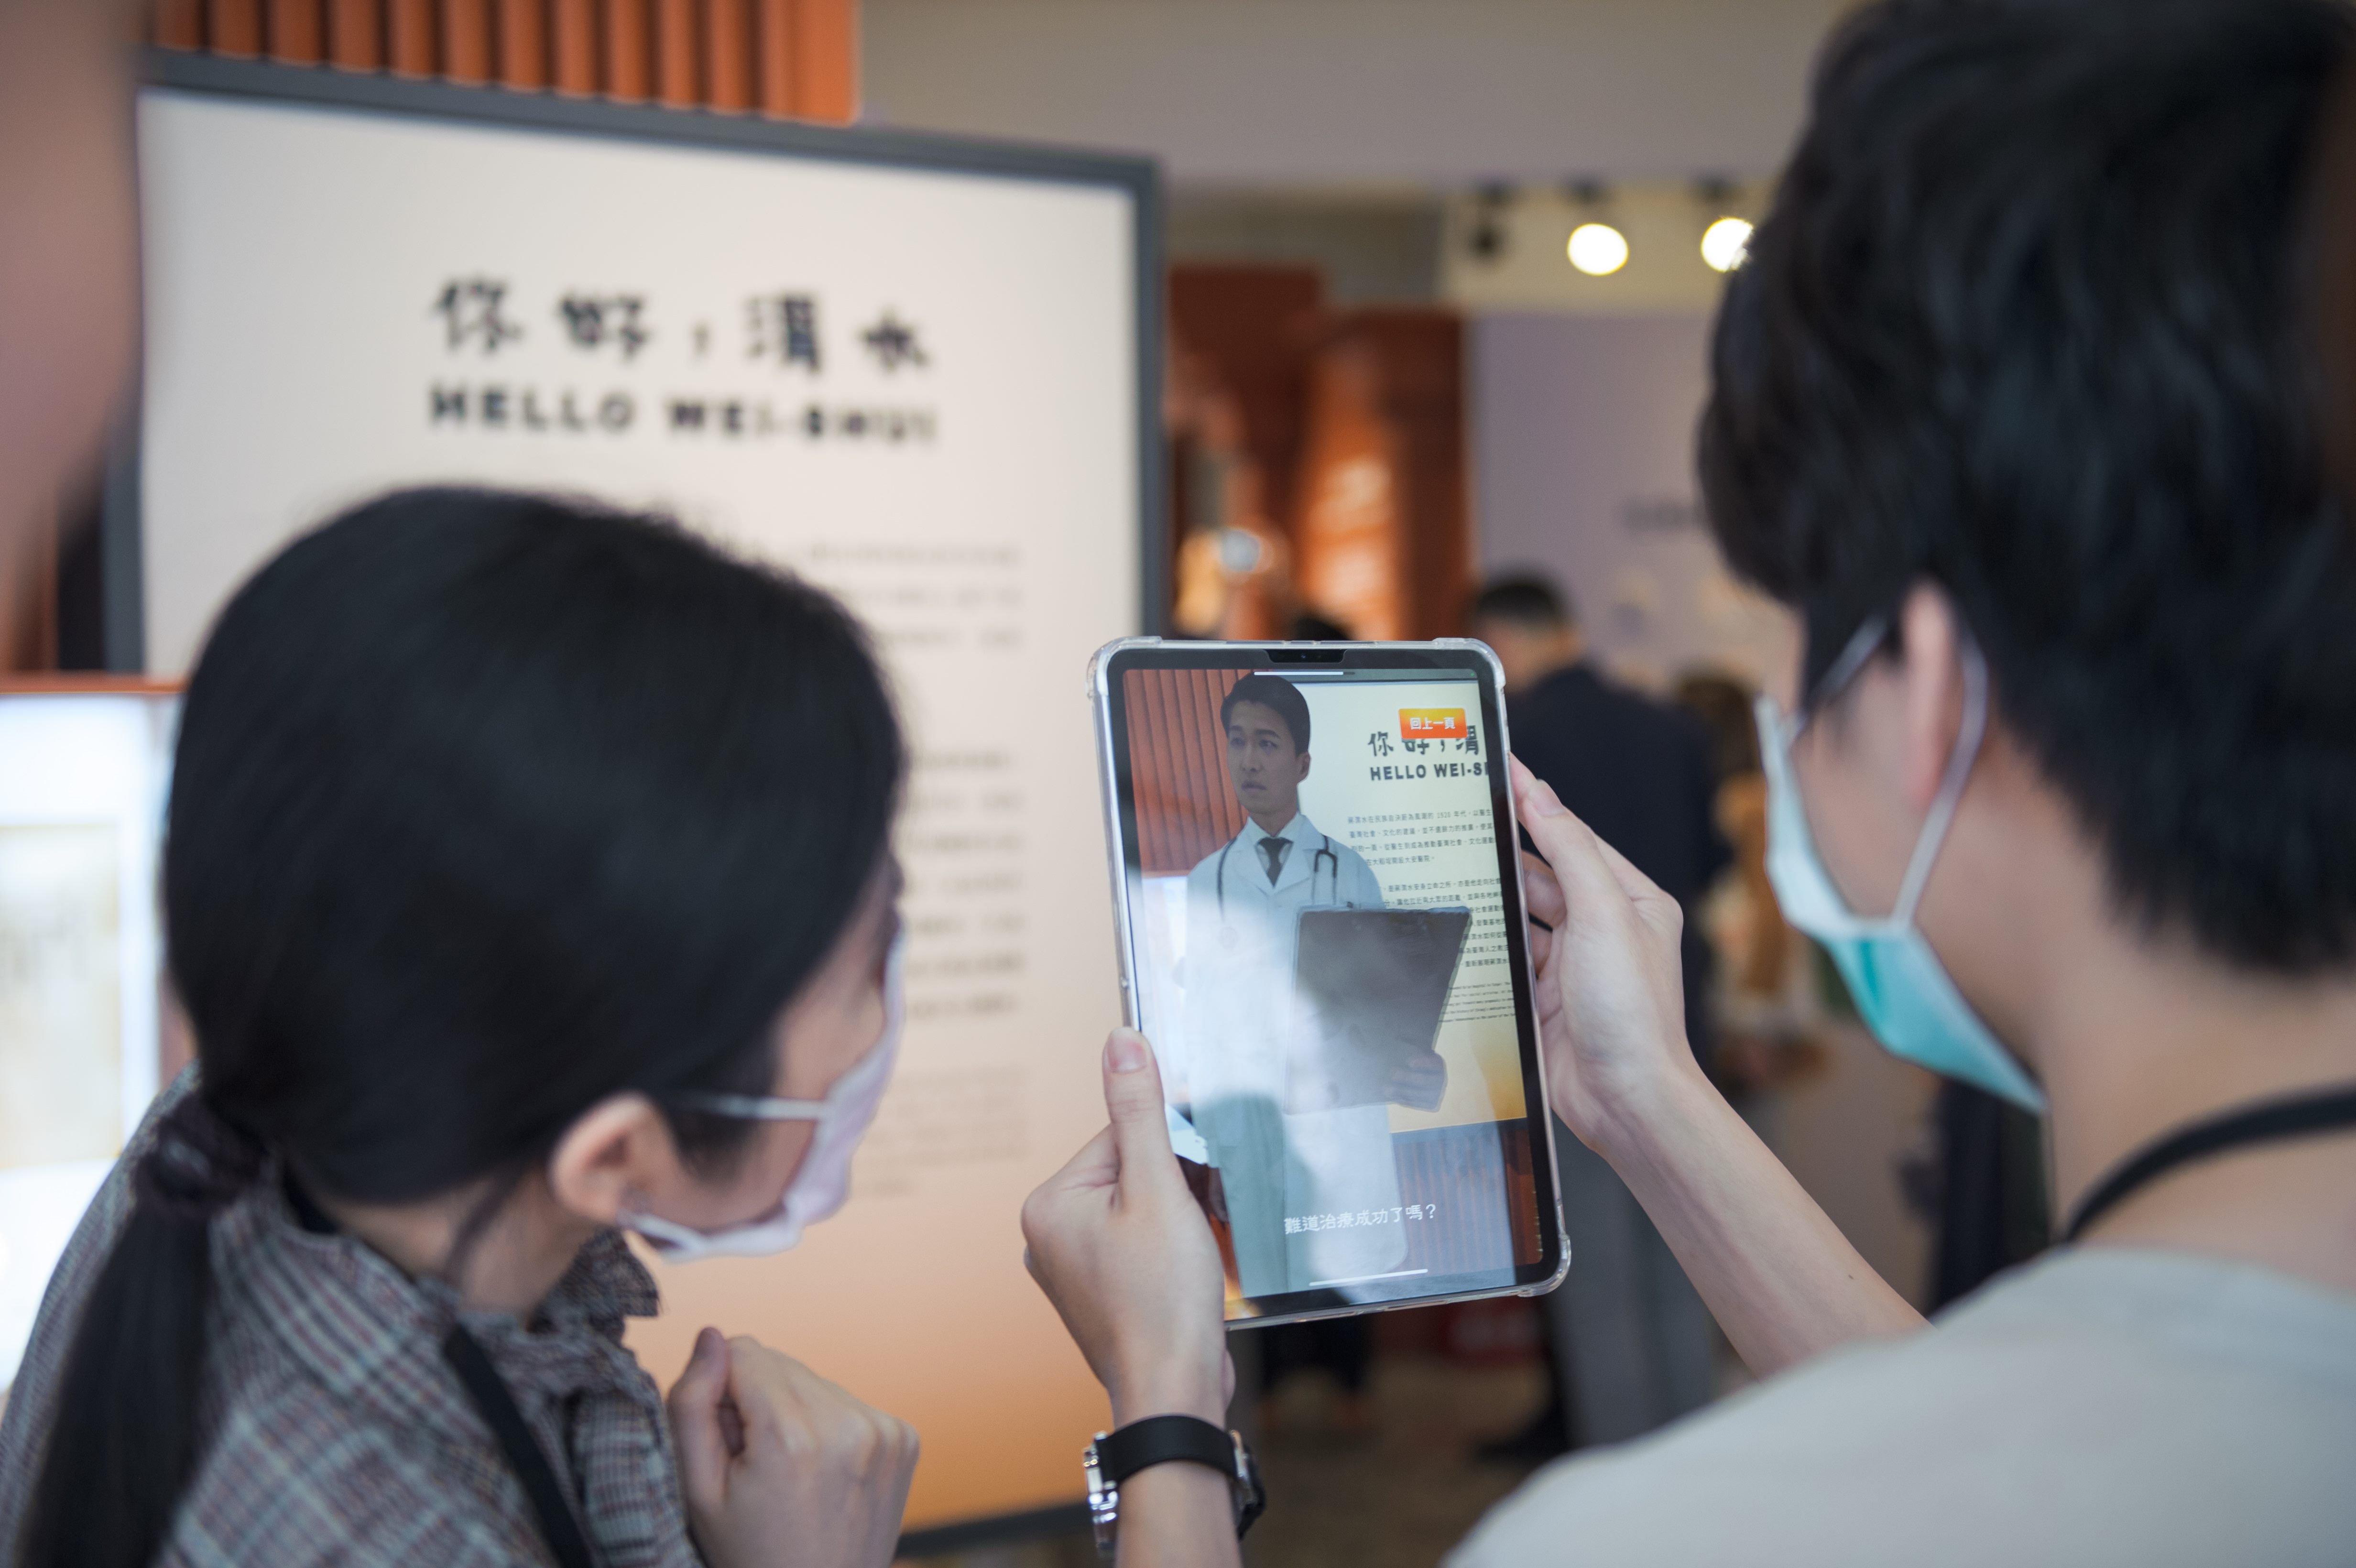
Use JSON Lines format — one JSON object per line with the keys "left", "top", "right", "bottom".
{"left": 1895, "top": 582, "right": 1967, "bottom": 815}
{"left": 1296, "top": 749, "right": 1313, "bottom": 783}
{"left": 546, "top": 1092, "right": 679, "bottom": 1226}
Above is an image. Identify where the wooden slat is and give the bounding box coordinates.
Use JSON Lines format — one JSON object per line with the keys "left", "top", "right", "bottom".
{"left": 439, "top": 0, "right": 491, "bottom": 82}
{"left": 550, "top": 0, "right": 597, "bottom": 94}
{"left": 1176, "top": 670, "right": 1222, "bottom": 865}
{"left": 386, "top": 0, "right": 436, "bottom": 75}
{"left": 207, "top": 0, "right": 266, "bottom": 55}
{"left": 653, "top": 0, "right": 698, "bottom": 107}
{"left": 325, "top": 0, "right": 384, "bottom": 69}
{"left": 1124, "top": 672, "right": 1159, "bottom": 871}
{"left": 603, "top": 0, "right": 651, "bottom": 101}
{"left": 1129, "top": 671, "right": 1181, "bottom": 874}
{"left": 265, "top": 0, "right": 324, "bottom": 60}
{"left": 703, "top": 0, "right": 752, "bottom": 112}
{"left": 0, "top": 495, "right": 59, "bottom": 675}
{"left": 153, "top": 0, "right": 206, "bottom": 48}
{"left": 1184, "top": 669, "right": 1246, "bottom": 860}
{"left": 1132, "top": 671, "right": 1178, "bottom": 874}
{"left": 494, "top": 0, "right": 547, "bottom": 88}
{"left": 790, "top": 0, "right": 855, "bottom": 123}
{"left": 753, "top": 0, "right": 793, "bottom": 116}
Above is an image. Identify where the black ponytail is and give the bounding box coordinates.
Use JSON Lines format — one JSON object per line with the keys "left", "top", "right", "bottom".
{"left": 18, "top": 488, "right": 903, "bottom": 1567}
{"left": 21, "top": 1095, "right": 264, "bottom": 1568}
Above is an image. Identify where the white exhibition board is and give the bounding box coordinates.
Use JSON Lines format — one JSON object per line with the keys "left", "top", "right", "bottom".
{"left": 0, "top": 692, "right": 175, "bottom": 1389}
{"left": 136, "top": 79, "right": 1144, "bottom": 1528}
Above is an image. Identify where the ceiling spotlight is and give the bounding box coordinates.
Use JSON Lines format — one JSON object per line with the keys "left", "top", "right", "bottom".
{"left": 1701, "top": 216, "right": 1753, "bottom": 272}
{"left": 1466, "top": 182, "right": 1515, "bottom": 263}
{"left": 1568, "top": 222, "right": 1628, "bottom": 276}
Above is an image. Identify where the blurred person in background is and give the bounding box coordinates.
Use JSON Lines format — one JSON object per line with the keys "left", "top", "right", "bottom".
{"left": 0, "top": 0, "right": 144, "bottom": 667}
{"left": 1465, "top": 575, "right": 1728, "bottom": 1460}
{"left": 1022, "top": 2, "right": 2356, "bottom": 1564}
{"left": 1671, "top": 668, "right": 1828, "bottom": 1112}
{"left": 1286, "top": 610, "right": 1352, "bottom": 642}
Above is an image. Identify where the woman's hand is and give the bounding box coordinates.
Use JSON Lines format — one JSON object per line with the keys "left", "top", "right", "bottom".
{"left": 1511, "top": 755, "right": 1709, "bottom": 1155}
{"left": 666, "top": 1328, "right": 919, "bottom": 1568}
{"left": 1021, "top": 1030, "right": 1232, "bottom": 1427}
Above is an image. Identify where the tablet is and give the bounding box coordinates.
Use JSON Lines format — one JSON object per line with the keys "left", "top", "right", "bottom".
{"left": 1089, "top": 638, "right": 1568, "bottom": 1324}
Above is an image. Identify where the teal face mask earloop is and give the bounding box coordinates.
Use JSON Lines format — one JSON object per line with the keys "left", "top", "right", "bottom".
{"left": 1754, "top": 616, "right": 2046, "bottom": 1111}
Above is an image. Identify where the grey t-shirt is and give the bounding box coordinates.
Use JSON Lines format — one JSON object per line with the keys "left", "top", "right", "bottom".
{"left": 1453, "top": 1249, "right": 2356, "bottom": 1568}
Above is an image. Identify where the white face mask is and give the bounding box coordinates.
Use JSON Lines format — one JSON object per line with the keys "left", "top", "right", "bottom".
{"left": 621, "top": 935, "right": 905, "bottom": 1261}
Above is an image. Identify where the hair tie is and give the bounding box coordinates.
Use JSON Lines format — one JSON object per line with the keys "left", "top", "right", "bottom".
{"left": 134, "top": 1093, "right": 267, "bottom": 1223}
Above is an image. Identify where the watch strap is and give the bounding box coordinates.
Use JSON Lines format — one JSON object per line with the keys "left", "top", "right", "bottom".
{"left": 1093, "top": 1414, "right": 1236, "bottom": 1487}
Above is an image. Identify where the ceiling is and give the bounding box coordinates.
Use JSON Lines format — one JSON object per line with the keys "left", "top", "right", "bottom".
{"left": 862, "top": 0, "right": 1852, "bottom": 189}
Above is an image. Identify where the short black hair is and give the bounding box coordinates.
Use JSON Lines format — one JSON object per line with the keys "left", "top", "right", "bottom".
{"left": 1222, "top": 673, "right": 1311, "bottom": 752}
{"left": 1701, "top": 0, "right": 2356, "bottom": 972}
{"left": 1467, "top": 575, "right": 1574, "bottom": 630}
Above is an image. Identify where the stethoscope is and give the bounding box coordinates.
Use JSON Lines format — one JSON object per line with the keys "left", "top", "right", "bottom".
{"left": 1215, "top": 829, "right": 1342, "bottom": 947}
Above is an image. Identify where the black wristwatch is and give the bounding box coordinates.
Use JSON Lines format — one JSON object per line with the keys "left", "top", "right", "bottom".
{"left": 1082, "top": 1414, "right": 1265, "bottom": 1561}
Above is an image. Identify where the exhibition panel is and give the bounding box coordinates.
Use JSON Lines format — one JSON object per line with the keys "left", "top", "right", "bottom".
{"left": 130, "top": 54, "right": 1156, "bottom": 1535}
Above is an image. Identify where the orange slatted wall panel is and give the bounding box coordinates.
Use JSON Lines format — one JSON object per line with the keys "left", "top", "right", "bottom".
{"left": 1122, "top": 667, "right": 1250, "bottom": 877}
{"left": 148, "top": 0, "right": 856, "bottom": 121}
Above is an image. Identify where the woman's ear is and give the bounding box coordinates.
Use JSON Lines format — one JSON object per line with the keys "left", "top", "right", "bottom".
{"left": 546, "top": 1093, "right": 679, "bottom": 1226}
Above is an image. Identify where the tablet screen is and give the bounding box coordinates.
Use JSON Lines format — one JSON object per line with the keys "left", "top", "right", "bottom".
{"left": 1095, "top": 643, "right": 1564, "bottom": 1322}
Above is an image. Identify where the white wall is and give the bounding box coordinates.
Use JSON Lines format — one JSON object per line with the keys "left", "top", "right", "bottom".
{"left": 864, "top": 0, "right": 1849, "bottom": 187}
{"left": 1470, "top": 310, "right": 1794, "bottom": 696}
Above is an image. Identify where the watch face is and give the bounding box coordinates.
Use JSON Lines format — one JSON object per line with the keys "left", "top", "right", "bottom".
{"left": 1084, "top": 1443, "right": 1119, "bottom": 1564}
{"left": 1235, "top": 1437, "right": 1267, "bottom": 1537}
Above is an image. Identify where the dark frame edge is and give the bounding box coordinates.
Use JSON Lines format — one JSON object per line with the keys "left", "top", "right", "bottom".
{"left": 1133, "top": 165, "right": 1167, "bottom": 637}
{"left": 99, "top": 390, "right": 145, "bottom": 673}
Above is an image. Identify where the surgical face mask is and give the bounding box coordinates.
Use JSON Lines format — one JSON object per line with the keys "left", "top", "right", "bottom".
{"left": 1754, "top": 620, "right": 2046, "bottom": 1112}
{"left": 621, "top": 935, "right": 905, "bottom": 1261}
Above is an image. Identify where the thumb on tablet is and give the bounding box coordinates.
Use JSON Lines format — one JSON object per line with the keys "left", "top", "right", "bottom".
{"left": 1102, "top": 1029, "right": 1180, "bottom": 1192}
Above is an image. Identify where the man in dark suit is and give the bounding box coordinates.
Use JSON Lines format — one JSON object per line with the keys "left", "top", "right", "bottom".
{"left": 1470, "top": 574, "right": 1730, "bottom": 1457}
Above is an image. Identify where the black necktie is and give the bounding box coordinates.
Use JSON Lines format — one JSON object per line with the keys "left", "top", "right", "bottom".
{"left": 1258, "top": 836, "right": 1290, "bottom": 886}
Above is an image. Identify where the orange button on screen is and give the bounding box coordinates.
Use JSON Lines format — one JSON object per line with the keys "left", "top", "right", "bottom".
{"left": 1398, "top": 708, "right": 1467, "bottom": 741}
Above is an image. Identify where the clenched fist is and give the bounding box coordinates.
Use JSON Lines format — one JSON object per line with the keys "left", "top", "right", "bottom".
{"left": 666, "top": 1329, "right": 918, "bottom": 1568}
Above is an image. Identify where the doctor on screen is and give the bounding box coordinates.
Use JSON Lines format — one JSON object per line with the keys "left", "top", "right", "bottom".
{"left": 1176, "top": 674, "right": 1432, "bottom": 1297}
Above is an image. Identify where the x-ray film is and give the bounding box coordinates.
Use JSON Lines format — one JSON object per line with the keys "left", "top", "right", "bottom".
{"left": 1289, "top": 906, "right": 1470, "bottom": 1115}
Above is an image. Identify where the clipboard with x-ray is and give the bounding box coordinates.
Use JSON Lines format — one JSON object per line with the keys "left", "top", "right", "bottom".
{"left": 1286, "top": 905, "right": 1472, "bottom": 1115}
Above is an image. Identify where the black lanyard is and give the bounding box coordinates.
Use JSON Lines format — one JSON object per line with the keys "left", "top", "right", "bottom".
{"left": 2060, "top": 1083, "right": 2356, "bottom": 1243}
{"left": 443, "top": 1324, "right": 598, "bottom": 1568}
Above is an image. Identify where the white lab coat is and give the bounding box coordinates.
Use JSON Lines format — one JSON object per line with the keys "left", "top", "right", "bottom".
{"left": 1178, "top": 812, "right": 1407, "bottom": 1297}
